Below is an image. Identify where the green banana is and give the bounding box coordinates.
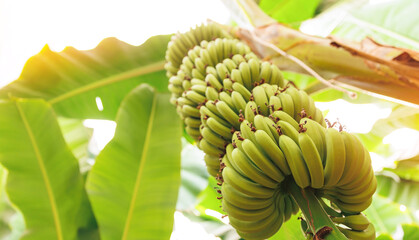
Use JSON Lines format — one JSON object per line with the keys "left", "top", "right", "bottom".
{"left": 278, "top": 134, "right": 310, "bottom": 188}
{"left": 298, "top": 131, "right": 324, "bottom": 189}
{"left": 338, "top": 223, "right": 376, "bottom": 240}
{"left": 332, "top": 213, "right": 370, "bottom": 231}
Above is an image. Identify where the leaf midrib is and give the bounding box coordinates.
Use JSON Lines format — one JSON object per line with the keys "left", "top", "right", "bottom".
{"left": 15, "top": 100, "right": 63, "bottom": 240}
{"left": 121, "top": 93, "right": 157, "bottom": 240}
{"left": 48, "top": 61, "right": 165, "bottom": 105}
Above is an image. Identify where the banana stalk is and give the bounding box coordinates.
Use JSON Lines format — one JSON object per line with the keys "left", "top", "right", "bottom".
{"left": 288, "top": 180, "right": 348, "bottom": 240}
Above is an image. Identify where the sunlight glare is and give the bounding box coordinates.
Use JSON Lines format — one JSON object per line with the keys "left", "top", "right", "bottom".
{"left": 315, "top": 99, "right": 392, "bottom": 133}
{"left": 383, "top": 128, "right": 419, "bottom": 160}
{"left": 171, "top": 211, "right": 220, "bottom": 240}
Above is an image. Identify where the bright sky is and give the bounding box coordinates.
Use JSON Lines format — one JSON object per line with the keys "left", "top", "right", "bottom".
{"left": 0, "top": 0, "right": 229, "bottom": 86}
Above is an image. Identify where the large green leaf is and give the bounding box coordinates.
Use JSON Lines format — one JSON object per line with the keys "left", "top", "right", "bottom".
{"left": 0, "top": 35, "right": 171, "bottom": 120}
{"left": 0, "top": 98, "right": 84, "bottom": 240}
{"left": 86, "top": 84, "right": 182, "bottom": 240}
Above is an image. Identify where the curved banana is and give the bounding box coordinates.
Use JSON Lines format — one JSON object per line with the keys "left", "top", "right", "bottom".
{"left": 271, "top": 110, "right": 300, "bottom": 131}
{"left": 300, "top": 118, "right": 327, "bottom": 163}
{"left": 298, "top": 131, "right": 324, "bottom": 189}
{"left": 241, "top": 139, "right": 285, "bottom": 183}
{"left": 216, "top": 100, "right": 240, "bottom": 129}
{"left": 338, "top": 223, "right": 376, "bottom": 240}
{"left": 221, "top": 182, "right": 273, "bottom": 210}
{"left": 254, "top": 130, "right": 291, "bottom": 176}
{"left": 222, "top": 166, "right": 275, "bottom": 198}
{"left": 252, "top": 86, "right": 270, "bottom": 116}
{"left": 332, "top": 213, "right": 370, "bottom": 231}
{"left": 206, "top": 117, "right": 233, "bottom": 140}
{"left": 239, "top": 62, "right": 252, "bottom": 90}
{"left": 324, "top": 127, "right": 346, "bottom": 188}
{"left": 278, "top": 92, "right": 295, "bottom": 118}
{"left": 232, "top": 82, "right": 252, "bottom": 101}
{"left": 232, "top": 148, "right": 279, "bottom": 189}
{"left": 278, "top": 134, "right": 310, "bottom": 188}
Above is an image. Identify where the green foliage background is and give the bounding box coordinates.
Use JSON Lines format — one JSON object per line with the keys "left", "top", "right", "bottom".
{"left": 0, "top": 0, "right": 418, "bottom": 239}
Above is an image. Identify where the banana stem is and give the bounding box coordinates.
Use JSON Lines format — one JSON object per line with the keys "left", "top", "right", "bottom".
{"left": 288, "top": 180, "right": 348, "bottom": 240}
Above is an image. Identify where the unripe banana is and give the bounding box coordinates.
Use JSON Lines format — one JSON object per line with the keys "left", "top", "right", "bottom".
{"left": 241, "top": 139, "right": 285, "bottom": 183}
{"left": 220, "top": 183, "right": 272, "bottom": 210}
{"left": 222, "top": 166, "right": 275, "bottom": 198}
{"left": 244, "top": 101, "right": 258, "bottom": 123}
{"left": 324, "top": 128, "right": 346, "bottom": 188}
{"left": 231, "top": 91, "right": 247, "bottom": 113}
{"left": 206, "top": 117, "right": 232, "bottom": 140}
{"left": 239, "top": 62, "right": 252, "bottom": 90}
{"left": 278, "top": 92, "right": 295, "bottom": 118}
{"left": 338, "top": 223, "right": 376, "bottom": 240}
{"left": 278, "top": 134, "right": 310, "bottom": 188}
{"left": 216, "top": 100, "right": 240, "bottom": 130}
{"left": 231, "top": 147, "right": 278, "bottom": 188}
{"left": 332, "top": 213, "right": 370, "bottom": 231}
{"left": 254, "top": 130, "right": 291, "bottom": 176}
{"left": 298, "top": 131, "right": 324, "bottom": 189}
{"left": 271, "top": 110, "right": 300, "bottom": 131}
{"left": 252, "top": 86, "right": 270, "bottom": 116}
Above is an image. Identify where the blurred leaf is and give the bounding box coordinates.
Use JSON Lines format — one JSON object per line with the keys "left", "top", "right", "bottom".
{"left": 86, "top": 84, "right": 182, "bottom": 240}
{"left": 329, "top": 0, "right": 419, "bottom": 50}
{"left": 0, "top": 98, "right": 84, "bottom": 240}
{"left": 0, "top": 35, "right": 171, "bottom": 120}
{"left": 376, "top": 172, "right": 419, "bottom": 210}
{"left": 364, "top": 194, "right": 412, "bottom": 236}
{"left": 376, "top": 233, "right": 394, "bottom": 240}
{"left": 269, "top": 214, "right": 304, "bottom": 240}
{"left": 177, "top": 140, "right": 209, "bottom": 210}
{"left": 180, "top": 211, "right": 238, "bottom": 240}
{"left": 367, "top": 105, "right": 419, "bottom": 138}
{"left": 390, "top": 156, "right": 419, "bottom": 181}
{"left": 6, "top": 212, "right": 24, "bottom": 240}
{"left": 58, "top": 118, "right": 92, "bottom": 172}
{"left": 402, "top": 223, "right": 419, "bottom": 240}
{"left": 282, "top": 71, "right": 317, "bottom": 90}
{"left": 196, "top": 177, "right": 224, "bottom": 215}
{"left": 259, "top": 0, "right": 321, "bottom": 25}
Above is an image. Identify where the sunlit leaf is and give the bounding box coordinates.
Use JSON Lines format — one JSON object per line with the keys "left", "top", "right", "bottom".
{"left": 86, "top": 84, "right": 182, "bottom": 240}
{"left": 0, "top": 36, "right": 171, "bottom": 120}
{"left": 269, "top": 214, "right": 304, "bottom": 240}
{"left": 259, "top": 0, "right": 321, "bottom": 25}
{"left": 364, "top": 194, "right": 412, "bottom": 235}
{"left": 402, "top": 223, "right": 419, "bottom": 240}
{"left": 58, "top": 118, "right": 92, "bottom": 172}
{"left": 0, "top": 98, "right": 84, "bottom": 240}
{"left": 329, "top": 0, "right": 419, "bottom": 50}
{"left": 6, "top": 212, "right": 24, "bottom": 240}
{"left": 376, "top": 172, "right": 419, "bottom": 210}
{"left": 389, "top": 156, "right": 419, "bottom": 181}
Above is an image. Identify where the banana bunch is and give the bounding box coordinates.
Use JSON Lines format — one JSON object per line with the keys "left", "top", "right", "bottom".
{"left": 165, "top": 23, "right": 232, "bottom": 77}
{"left": 166, "top": 23, "right": 376, "bottom": 240}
